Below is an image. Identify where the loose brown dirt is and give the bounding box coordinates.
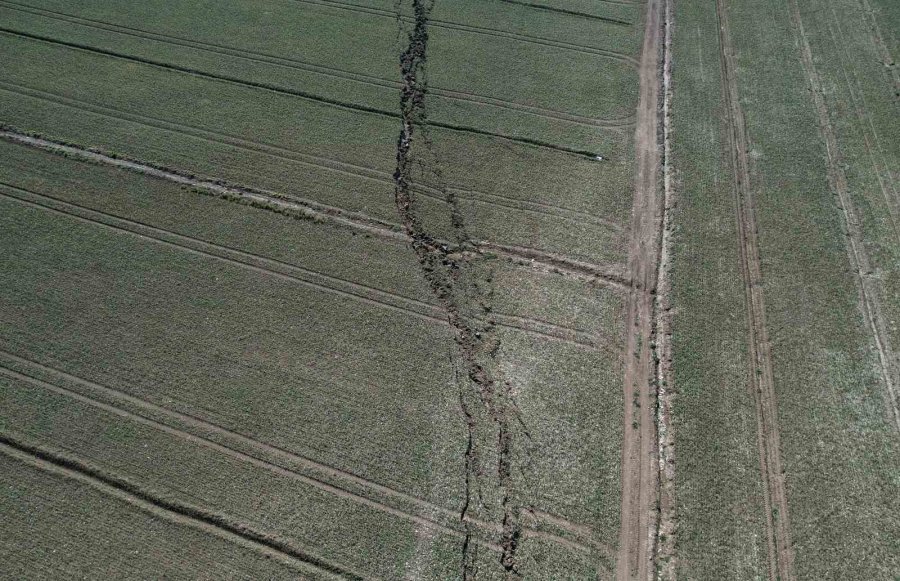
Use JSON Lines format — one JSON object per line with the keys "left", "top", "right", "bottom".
{"left": 616, "top": 0, "right": 664, "bottom": 578}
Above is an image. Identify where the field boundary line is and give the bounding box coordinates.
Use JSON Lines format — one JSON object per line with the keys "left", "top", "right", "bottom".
{"left": 0, "top": 431, "right": 368, "bottom": 580}
{"left": 0, "top": 0, "right": 635, "bottom": 129}
{"left": 788, "top": 0, "right": 900, "bottom": 432}
{"left": 0, "top": 128, "right": 629, "bottom": 292}
{"left": 289, "top": 0, "right": 641, "bottom": 65}
{"left": 653, "top": 0, "right": 677, "bottom": 577}
{"left": 0, "top": 352, "right": 612, "bottom": 559}
{"left": 715, "top": 0, "right": 796, "bottom": 579}
{"left": 0, "top": 79, "right": 625, "bottom": 232}
{"left": 0, "top": 179, "right": 609, "bottom": 349}
{"left": 616, "top": 0, "right": 664, "bottom": 578}
{"left": 0, "top": 27, "right": 600, "bottom": 157}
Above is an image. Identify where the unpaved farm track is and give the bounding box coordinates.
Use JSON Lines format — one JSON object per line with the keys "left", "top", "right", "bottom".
{"left": 715, "top": 1, "right": 796, "bottom": 580}
{"left": 616, "top": 0, "right": 664, "bottom": 578}
{"left": 787, "top": 0, "right": 900, "bottom": 433}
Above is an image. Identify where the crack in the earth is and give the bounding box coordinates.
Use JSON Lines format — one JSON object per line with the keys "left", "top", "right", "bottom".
{"left": 392, "top": 1, "right": 526, "bottom": 576}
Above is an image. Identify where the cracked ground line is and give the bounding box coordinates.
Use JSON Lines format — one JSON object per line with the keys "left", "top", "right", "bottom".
{"left": 391, "top": 0, "right": 529, "bottom": 576}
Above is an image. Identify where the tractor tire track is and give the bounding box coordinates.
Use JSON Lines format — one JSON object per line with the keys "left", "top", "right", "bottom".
{"left": 0, "top": 352, "right": 613, "bottom": 559}
{"left": 0, "top": 181, "right": 605, "bottom": 349}
{"left": 495, "top": 0, "right": 633, "bottom": 26}
{"left": 616, "top": 0, "right": 663, "bottom": 579}
{"left": 0, "top": 80, "right": 624, "bottom": 232}
{"left": 0, "top": 129, "right": 628, "bottom": 290}
{"left": 0, "top": 432, "right": 368, "bottom": 580}
{"left": 715, "top": 1, "right": 796, "bottom": 579}
{"left": 0, "top": 363, "right": 500, "bottom": 555}
{"left": 858, "top": 0, "right": 900, "bottom": 95}
{"left": 820, "top": 5, "right": 900, "bottom": 244}
{"left": 290, "top": 0, "right": 640, "bottom": 65}
{"left": 0, "top": 27, "right": 599, "bottom": 157}
{"left": 788, "top": 0, "right": 900, "bottom": 431}
{"left": 0, "top": 183, "right": 443, "bottom": 324}
{"left": 0, "top": 0, "right": 635, "bottom": 129}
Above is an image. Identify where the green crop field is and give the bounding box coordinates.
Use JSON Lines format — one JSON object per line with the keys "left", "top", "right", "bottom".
{"left": 0, "top": 0, "right": 897, "bottom": 579}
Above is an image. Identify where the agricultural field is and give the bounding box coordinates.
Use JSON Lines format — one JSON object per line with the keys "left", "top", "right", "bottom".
{"left": 0, "top": 0, "right": 897, "bottom": 580}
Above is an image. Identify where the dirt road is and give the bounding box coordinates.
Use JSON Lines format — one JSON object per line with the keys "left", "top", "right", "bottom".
{"left": 615, "top": 0, "right": 665, "bottom": 578}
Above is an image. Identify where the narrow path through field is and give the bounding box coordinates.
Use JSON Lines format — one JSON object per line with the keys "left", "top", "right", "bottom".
{"left": 0, "top": 352, "right": 615, "bottom": 560}
{"left": 615, "top": 0, "right": 663, "bottom": 578}
{"left": 858, "top": 0, "right": 900, "bottom": 96}
{"left": 0, "top": 0, "right": 636, "bottom": 128}
{"left": 0, "top": 432, "right": 366, "bottom": 580}
{"left": 0, "top": 180, "right": 613, "bottom": 351}
{"left": 0, "top": 79, "right": 622, "bottom": 230}
{"left": 787, "top": 1, "right": 900, "bottom": 433}
{"left": 715, "top": 1, "right": 796, "bottom": 579}
{"left": 0, "top": 27, "right": 599, "bottom": 157}
{"left": 0, "top": 130, "right": 628, "bottom": 291}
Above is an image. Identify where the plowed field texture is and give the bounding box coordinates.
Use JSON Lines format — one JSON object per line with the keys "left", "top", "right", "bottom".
{"left": 0, "top": 0, "right": 896, "bottom": 579}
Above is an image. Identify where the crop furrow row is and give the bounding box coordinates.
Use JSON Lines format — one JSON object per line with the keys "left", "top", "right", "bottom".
{"left": 2, "top": 75, "right": 622, "bottom": 231}
{"left": 0, "top": 0, "right": 633, "bottom": 128}
{"left": 858, "top": 0, "right": 900, "bottom": 94}
{"left": 3, "top": 77, "right": 619, "bottom": 227}
{"left": 0, "top": 431, "right": 367, "bottom": 580}
{"left": 0, "top": 183, "right": 447, "bottom": 323}
{"left": 0, "top": 27, "right": 597, "bottom": 157}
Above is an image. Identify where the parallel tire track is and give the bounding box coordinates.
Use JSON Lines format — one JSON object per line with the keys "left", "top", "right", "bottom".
{"left": 0, "top": 128, "right": 629, "bottom": 291}
{"left": 0, "top": 352, "right": 612, "bottom": 559}
{"left": 290, "top": 0, "right": 641, "bottom": 65}
{"left": 495, "top": 0, "right": 633, "bottom": 26}
{"left": 0, "top": 0, "right": 635, "bottom": 128}
{"left": 788, "top": 0, "right": 900, "bottom": 431}
{"left": 715, "top": 1, "right": 796, "bottom": 579}
{"left": 820, "top": 4, "right": 900, "bottom": 243}
{"left": 0, "top": 180, "right": 605, "bottom": 349}
{"left": 0, "top": 27, "right": 598, "bottom": 157}
{"left": 0, "top": 432, "right": 366, "bottom": 580}
{"left": 0, "top": 129, "right": 625, "bottom": 289}
{"left": 858, "top": 0, "right": 900, "bottom": 95}
{"left": 616, "top": 0, "right": 663, "bottom": 578}
{"left": 0, "top": 80, "right": 622, "bottom": 231}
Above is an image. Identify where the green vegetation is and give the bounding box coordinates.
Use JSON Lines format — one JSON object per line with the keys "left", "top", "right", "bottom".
{"left": 2, "top": 0, "right": 897, "bottom": 577}
{"left": 672, "top": 0, "right": 900, "bottom": 578}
